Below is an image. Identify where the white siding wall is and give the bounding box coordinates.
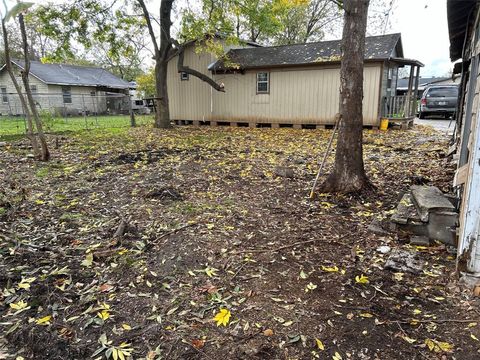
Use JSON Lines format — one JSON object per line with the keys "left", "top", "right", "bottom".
{"left": 211, "top": 64, "right": 381, "bottom": 125}
{"left": 167, "top": 45, "right": 382, "bottom": 126}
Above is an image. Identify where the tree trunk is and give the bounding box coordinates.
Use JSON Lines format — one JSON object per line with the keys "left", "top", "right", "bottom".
{"left": 154, "top": 56, "right": 171, "bottom": 128}
{"left": 319, "top": 0, "right": 370, "bottom": 193}
{"left": 19, "top": 13, "right": 50, "bottom": 161}
{"left": 1, "top": 18, "right": 41, "bottom": 158}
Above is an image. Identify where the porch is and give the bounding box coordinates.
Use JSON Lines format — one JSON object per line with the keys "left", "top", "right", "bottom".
{"left": 380, "top": 58, "right": 424, "bottom": 126}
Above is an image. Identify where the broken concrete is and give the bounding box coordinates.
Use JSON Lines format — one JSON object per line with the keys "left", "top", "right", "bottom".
{"left": 391, "top": 193, "right": 421, "bottom": 225}
{"left": 411, "top": 185, "right": 456, "bottom": 222}
{"left": 384, "top": 249, "right": 425, "bottom": 274}
{"left": 410, "top": 235, "right": 430, "bottom": 246}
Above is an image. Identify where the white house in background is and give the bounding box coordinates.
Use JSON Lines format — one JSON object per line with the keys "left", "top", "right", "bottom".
{"left": 0, "top": 60, "right": 133, "bottom": 116}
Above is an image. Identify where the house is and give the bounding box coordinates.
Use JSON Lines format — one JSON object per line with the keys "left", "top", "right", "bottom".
{"left": 396, "top": 75, "right": 460, "bottom": 97}
{"left": 0, "top": 60, "right": 133, "bottom": 116}
{"left": 447, "top": 1, "right": 480, "bottom": 276}
{"left": 167, "top": 33, "right": 423, "bottom": 128}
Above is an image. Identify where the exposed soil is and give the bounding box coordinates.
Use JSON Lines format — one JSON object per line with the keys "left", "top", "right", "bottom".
{"left": 1, "top": 125, "right": 479, "bottom": 360}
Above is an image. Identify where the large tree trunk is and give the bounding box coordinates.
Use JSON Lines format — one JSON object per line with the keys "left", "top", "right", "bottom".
{"left": 154, "top": 56, "right": 171, "bottom": 128}
{"left": 1, "top": 18, "right": 41, "bottom": 158}
{"left": 19, "top": 13, "right": 50, "bottom": 161}
{"left": 319, "top": 0, "right": 370, "bottom": 193}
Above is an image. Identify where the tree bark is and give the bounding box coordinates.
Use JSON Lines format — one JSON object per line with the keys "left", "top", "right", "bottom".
{"left": 1, "top": 17, "right": 41, "bottom": 158}
{"left": 319, "top": 0, "right": 370, "bottom": 193}
{"left": 138, "top": 0, "right": 227, "bottom": 129}
{"left": 19, "top": 13, "right": 50, "bottom": 161}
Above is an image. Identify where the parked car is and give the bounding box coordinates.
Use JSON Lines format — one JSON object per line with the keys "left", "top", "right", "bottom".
{"left": 131, "top": 99, "right": 151, "bottom": 115}
{"left": 419, "top": 85, "right": 458, "bottom": 119}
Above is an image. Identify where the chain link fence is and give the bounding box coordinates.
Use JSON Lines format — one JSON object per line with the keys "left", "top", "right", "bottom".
{"left": 0, "top": 92, "right": 155, "bottom": 138}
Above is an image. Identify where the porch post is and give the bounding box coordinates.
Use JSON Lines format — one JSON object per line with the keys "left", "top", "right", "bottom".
{"left": 405, "top": 65, "right": 415, "bottom": 117}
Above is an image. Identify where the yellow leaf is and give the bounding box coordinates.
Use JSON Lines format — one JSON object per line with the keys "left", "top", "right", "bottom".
{"left": 9, "top": 300, "right": 28, "bottom": 310}
{"left": 393, "top": 272, "right": 404, "bottom": 281}
{"left": 17, "top": 277, "right": 36, "bottom": 290}
{"left": 112, "top": 348, "right": 118, "bottom": 360}
{"left": 424, "top": 338, "right": 454, "bottom": 353}
{"left": 35, "top": 315, "right": 52, "bottom": 325}
{"left": 359, "top": 313, "right": 373, "bottom": 318}
{"left": 97, "top": 310, "right": 110, "bottom": 320}
{"left": 355, "top": 274, "right": 369, "bottom": 284}
{"left": 333, "top": 351, "right": 343, "bottom": 360}
{"left": 118, "top": 350, "right": 125, "bottom": 360}
{"left": 204, "top": 267, "right": 218, "bottom": 277}
{"left": 122, "top": 323, "right": 132, "bottom": 331}
{"left": 413, "top": 309, "right": 422, "bottom": 315}
{"left": 315, "top": 338, "right": 325, "bottom": 350}
{"left": 321, "top": 266, "right": 339, "bottom": 272}
{"left": 471, "top": 334, "right": 479, "bottom": 341}
{"left": 213, "top": 308, "right": 231, "bottom": 326}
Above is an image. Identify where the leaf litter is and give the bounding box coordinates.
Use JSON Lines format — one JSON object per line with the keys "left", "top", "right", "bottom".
{"left": 0, "top": 125, "right": 479, "bottom": 359}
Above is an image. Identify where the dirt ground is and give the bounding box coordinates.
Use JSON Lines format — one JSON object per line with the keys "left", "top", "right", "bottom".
{"left": 1, "top": 125, "right": 479, "bottom": 360}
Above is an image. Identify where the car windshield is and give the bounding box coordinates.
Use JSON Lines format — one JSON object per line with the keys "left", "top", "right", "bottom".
{"left": 426, "top": 87, "right": 458, "bottom": 97}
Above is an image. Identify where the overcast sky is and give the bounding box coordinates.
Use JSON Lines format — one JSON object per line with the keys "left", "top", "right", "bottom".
{"left": 13, "top": 0, "right": 453, "bottom": 77}
{"left": 389, "top": 0, "right": 451, "bottom": 77}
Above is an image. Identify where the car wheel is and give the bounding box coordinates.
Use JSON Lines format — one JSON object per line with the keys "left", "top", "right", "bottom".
{"left": 419, "top": 112, "right": 426, "bottom": 119}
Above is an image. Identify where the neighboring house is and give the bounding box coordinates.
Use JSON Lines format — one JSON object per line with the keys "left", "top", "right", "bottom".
{"left": 167, "top": 33, "right": 423, "bottom": 128}
{"left": 447, "top": 1, "right": 480, "bottom": 276}
{"left": 396, "top": 75, "right": 460, "bottom": 97}
{"left": 0, "top": 60, "right": 132, "bottom": 116}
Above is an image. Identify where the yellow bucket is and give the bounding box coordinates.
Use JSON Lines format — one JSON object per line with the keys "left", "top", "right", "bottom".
{"left": 380, "top": 118, "right": 389, "bottom": 131}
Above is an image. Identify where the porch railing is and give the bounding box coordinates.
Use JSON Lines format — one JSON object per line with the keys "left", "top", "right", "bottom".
{"left": 381, "top": 95, "right": 417, "bottom": 119}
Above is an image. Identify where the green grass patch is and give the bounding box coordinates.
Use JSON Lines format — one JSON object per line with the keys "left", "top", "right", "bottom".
{"left": 0, "top": 115, "right": 154, "bottom": 139}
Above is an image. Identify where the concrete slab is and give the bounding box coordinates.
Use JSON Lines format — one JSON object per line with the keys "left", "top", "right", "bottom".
{"left": 411, "top": 185, "right": 456, "bottom": 222}
{"left": 384, "top": 249, "right": 425, "bottom": 274}
{"left": 391, "top": 193, "right": 422, "bottom": 225}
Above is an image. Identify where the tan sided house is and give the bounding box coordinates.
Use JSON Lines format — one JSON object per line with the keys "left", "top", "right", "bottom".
{"left": 167, "top": 33, "right": 423, "bottom": 128}
{"left": 0, "top": 60, "right": 132, "bottom": 116}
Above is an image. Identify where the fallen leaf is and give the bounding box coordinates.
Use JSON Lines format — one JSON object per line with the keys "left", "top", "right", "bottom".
{"left": 315, "top": 338, "right": 325, "bottom": 350}
{"left": 213, "top": 308, "right": 231, "bottom": 326}
{"left": 355, "top": 274, "right": 369, "bottom": 284}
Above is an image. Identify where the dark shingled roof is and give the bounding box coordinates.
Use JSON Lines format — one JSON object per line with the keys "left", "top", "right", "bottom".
{"left": 210, "top": 33, "right": 403, "bottom": 72}
{"left": 4, "top": 60, "right": 132, "bottom": 89}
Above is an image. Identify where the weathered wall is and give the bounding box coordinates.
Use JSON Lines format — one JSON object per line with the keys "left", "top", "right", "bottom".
{"left": 455, "top": 13, "right": 480, "bottom": 273}
{"left": 0, "top": 65, "right": 129, "bottom": 116}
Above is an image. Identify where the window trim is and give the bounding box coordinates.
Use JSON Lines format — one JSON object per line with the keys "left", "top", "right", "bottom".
{"left": 0, "top": 87, "right": 8, "bottom": 104}
{"left": 62, "top": 86, "right": 72, "bottom": 104}
{"left": 256, "top": 72, "right": 269, "bottom": 94}
{"left": 180, "top": 72, "right": 189, "bottom": 81}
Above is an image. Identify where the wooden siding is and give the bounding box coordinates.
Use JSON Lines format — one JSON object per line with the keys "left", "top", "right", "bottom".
{"left": 167, "top": 45, "right": 383, "bottom": 125}
{"left": 210, "top": 64, "right": 382, "bottom": 125}
{"left": 167, "top": 47, "right": 215, "bottom": 121}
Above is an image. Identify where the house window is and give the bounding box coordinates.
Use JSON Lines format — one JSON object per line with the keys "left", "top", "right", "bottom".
{"left": 180, "top": 72, "right": 189, "bottom": 81}
{"left": 256, "top": 72, "right": 269, "bottom": 93}
{"left": 1, "top": 87, "right": 8, "bottom": 103}
{"left": 62, "top": 86, "right": 72, "bottom": 104}
{"left": 90, "top": 91, "right": 96, "bottom": 96}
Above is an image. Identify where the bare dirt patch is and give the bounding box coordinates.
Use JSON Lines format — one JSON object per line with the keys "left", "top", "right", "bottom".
{"left": 1, "top": 125, "right": 479, "bottom": 360}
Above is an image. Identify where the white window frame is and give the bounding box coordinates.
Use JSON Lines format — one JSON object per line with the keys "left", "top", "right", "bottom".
{"left": 1, "top": 87, "right": 8, "bottom": 103}
{"left": 256, "top": 72, "right": 269, "bottom": 94}
{"left": 62, "top": 86, "right": 72, "bottom": 104}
